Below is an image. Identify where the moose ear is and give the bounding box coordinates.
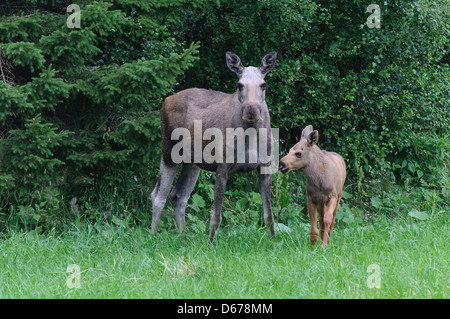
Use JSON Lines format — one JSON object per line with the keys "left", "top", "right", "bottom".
{"left": 300, "top": 125, "right": 313, "bottom": 140}
{"left": 226, "top": 51, "right": 244, "bottom": 75}
{"left": 259, "top": 51, "right": 277, "bottom": 76}
{"left": 307, "top": 130, "right": 319, "bottom": 146}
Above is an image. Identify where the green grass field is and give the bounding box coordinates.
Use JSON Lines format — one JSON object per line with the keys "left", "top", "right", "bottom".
{"left": 0, "top": 214, "right": 448, "bottom": 299}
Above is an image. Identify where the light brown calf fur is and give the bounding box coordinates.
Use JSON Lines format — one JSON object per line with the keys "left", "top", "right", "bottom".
{"left": 278, "top": 125, "right": 346, "bottom": 247}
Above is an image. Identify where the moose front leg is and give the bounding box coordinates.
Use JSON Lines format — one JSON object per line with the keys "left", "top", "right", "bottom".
{"left": 259, "top": 170, "right": 275, "bottom": 238}
{"left": 209, "top": 166, "right": 228, "bottom": 243}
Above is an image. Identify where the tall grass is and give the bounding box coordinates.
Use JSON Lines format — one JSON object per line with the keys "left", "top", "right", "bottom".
{"left": 0, "top": 213, "right": 448, "bottom": 298}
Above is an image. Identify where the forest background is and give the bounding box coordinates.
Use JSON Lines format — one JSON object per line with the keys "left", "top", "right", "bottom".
{"left": 0, "top": 0, "right": 448, "bottom": 232}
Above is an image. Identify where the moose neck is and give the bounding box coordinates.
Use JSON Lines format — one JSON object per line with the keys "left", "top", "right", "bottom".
{"left": 301, "top": 146, "right": 326, "bottom": 186}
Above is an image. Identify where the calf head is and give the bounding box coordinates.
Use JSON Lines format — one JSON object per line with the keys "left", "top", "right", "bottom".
{"left": 279, "top": 125, "right": 319, "bottom": 173}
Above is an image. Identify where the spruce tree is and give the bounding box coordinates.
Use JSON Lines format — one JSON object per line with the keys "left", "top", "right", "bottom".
{"left": 0, "top": 0, "right": 203, "bottom": 228}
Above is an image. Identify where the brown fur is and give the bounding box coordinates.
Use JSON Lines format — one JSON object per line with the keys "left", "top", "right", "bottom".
{"left": 279, "top": 125, "right": 346, "bottom": 247}
{"left": 151, "top": 52, "right": 277, "bottom": 243}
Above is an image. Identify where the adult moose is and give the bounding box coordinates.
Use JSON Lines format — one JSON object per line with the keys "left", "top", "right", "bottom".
{"left": 151, "top": 51, "right": 277, "bottom": 242}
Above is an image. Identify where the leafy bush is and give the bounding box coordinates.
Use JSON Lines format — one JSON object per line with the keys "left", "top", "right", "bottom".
{"left": 0, "top": 0, "right": 204, "bottom": 230}
{"left": 0, "top": 0, "right": 448, "bottom": 231}
{"left": 180, "top": 0, "right": 449, "bottom": 225}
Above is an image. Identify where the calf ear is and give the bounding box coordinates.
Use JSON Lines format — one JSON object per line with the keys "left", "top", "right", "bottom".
{"left": 259, "top": 51, "right": 277, "bottom": 76}
{"left": 226, "top": 51, "right": 244, "bottom": 75}
{"left": 301, "top": 125, "right": 313, "bottom": 140}
{"left": 307, "top": 130, "right": 319, "bottom": 146}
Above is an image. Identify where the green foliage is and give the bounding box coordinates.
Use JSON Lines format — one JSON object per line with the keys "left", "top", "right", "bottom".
{"left": 408, "top": 210, "right": 430, "bottom": 221}
{"left": 1, "top": 115, "right": 70, "bottom": 189}
{"left": 179, "top": 0, "right": 449, "bottom": 227}
{"left": 222, "top": 191, "right": 263, "bottom": 226}
{"left": 185, "top": 193, "right": 207, "bottom": 234}
{"left": 0, "top": 0, "right": 448, "bottom": 232}
{"left": 2, "top": 42, "right": 45, "bottom": 72}
{"left": 0, "top": 0, "right": 204, "bottom": 230}
{"left": 184, "top": 0, "right": 449, "bottom": 176}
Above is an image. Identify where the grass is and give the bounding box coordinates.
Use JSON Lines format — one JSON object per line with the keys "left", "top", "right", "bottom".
{"left": 0, "top": 213, "right": 448, "bottom": 299}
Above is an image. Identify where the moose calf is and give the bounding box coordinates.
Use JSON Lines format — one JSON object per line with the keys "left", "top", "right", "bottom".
{"left": 278, "top": 125, "right": 346, "bottom": 247}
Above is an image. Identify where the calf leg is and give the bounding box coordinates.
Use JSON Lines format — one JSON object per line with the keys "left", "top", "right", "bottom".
{"left": 259, "top": 169, "right": 275, "bottom": 238}
{"left": 321, "top": 197, "right": 337, "bottom": 247}
{"left": 169, "top": 163, "right": 201, "bottom": 232}
{"left": 307, "top": 197, "right": 319, "bottom": 246}
{"left": 317, "top": 202, "right": 326, "bottom": 246}
{"left": 151, "top": 159, "right": 179, "bottom": 234}
{"left": 329, "top": 195, "right": 342, "bottom": 236}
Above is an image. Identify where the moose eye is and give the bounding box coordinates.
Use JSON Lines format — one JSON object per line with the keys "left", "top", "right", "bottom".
{"left": 295, "top": 152, "right": 302, "bottom": 158}
{"left": 236, "top": 82, "right": 244, "bottom": 91}
{"left": 260, "top": 82, "right": 268, "bottom": 90}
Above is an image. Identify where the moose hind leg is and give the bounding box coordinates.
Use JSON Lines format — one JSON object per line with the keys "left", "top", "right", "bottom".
{"left": 169, "top": 163, "right": 201, "bottom": 232}
{"left": 151, "top": 159, "right": 178, "bottom": 234}
{"left": 329, "top": 195, "right": 341, "bottom": 236}
{"left": 321, "top": 197, "right": 337, "bottom": 247}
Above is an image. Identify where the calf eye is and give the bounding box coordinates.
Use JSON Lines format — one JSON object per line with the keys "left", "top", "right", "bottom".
{"left": 236, "top": 82, "right": 244, "bottom": 91}
{"left": 260, "top": 82, "right": 268, "bottom": 90}
{"left": 295, "top": 152, "right": 302, "bottom": 158}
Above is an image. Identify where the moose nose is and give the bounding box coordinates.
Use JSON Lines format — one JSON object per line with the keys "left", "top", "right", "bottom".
{"left": 278, "top": 161, "right": 289, "bottom": 174}
{"left": 242, "top": 104, "right": 261, "bottom": 124}
{"left": 243, "top": 112, "right": 258, "bottom": 123}
{"left": 245, "top": 118, "right": 258, "bottom": 124}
